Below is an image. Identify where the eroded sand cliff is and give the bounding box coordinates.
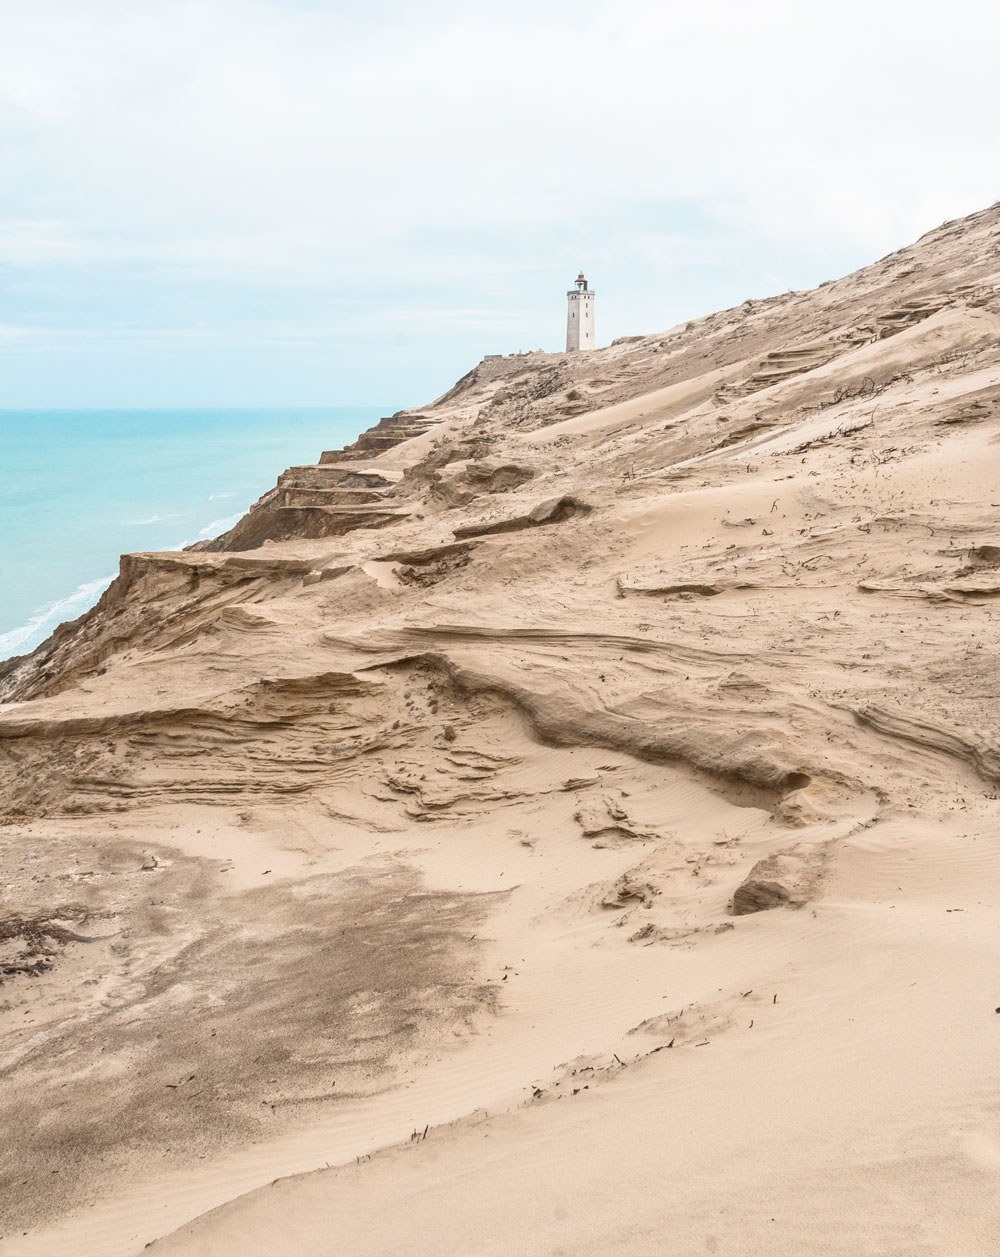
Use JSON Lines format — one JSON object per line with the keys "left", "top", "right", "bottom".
{"left": 2, "top": 205, "right": 1000, "bottom": 1256}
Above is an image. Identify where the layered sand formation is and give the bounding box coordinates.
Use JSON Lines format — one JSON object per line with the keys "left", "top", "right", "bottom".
{"left": 2, "top": 205, "right": 1000, "bottom": 1256}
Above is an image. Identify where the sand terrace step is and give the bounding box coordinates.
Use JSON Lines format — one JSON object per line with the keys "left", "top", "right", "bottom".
{"left": 215, "top": 502, "right": 413, "bottom": 548}
{"left": 318, "top": 410, "right": 447, "bottom": 463}
{"left": 278, "top": 465, "right": 398, "bottom": 490}
{"left": 264, "top": 506, "right": 411, "bottom": 540}
{"left": 280, "top": 487, "right": 392, "bottom": 508}
{"left": 353, "top": 432, "right": 431, "bottom": 452}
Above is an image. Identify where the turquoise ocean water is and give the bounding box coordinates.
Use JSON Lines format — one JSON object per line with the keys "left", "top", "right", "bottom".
{"left": 0, "top": 407, "right": 387, "bottom": 662}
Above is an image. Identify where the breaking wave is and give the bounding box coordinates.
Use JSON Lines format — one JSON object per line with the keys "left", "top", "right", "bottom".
{"left": 0, "top": 575, "right": 114, "bottom": 662}
{"left": 198, "top": 513, "right": 242, "bottom": 538}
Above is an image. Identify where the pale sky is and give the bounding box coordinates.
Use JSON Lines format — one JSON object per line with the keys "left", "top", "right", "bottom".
{"left": 0, "top": 0, "right": 996, "bottom": 408}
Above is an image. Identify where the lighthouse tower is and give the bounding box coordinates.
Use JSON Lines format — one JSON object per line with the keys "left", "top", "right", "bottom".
{"left": 566, "top": 272, "right": 595, "bottom": 352}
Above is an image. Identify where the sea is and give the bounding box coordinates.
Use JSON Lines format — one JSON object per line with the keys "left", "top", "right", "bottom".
{"left": 0, "top": 407, "right": 388, "bottom": 662}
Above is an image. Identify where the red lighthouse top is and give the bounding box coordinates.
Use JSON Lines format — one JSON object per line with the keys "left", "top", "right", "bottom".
{"left": 575, "top": 272, "right": 588, "bottom": 292}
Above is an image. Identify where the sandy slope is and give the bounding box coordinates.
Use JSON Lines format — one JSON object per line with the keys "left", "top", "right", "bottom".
{"left": 1, "top": 204, "right": 1000, "bottom": 1255}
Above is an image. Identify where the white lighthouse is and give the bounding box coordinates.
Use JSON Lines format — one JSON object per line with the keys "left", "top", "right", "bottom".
{"left": 566, "top": 271, "right": 595, "bottom": 352}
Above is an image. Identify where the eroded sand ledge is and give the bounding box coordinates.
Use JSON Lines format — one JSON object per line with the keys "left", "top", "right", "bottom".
{"left": 2, "top": 206, "right": 1000, "bottom": 1256}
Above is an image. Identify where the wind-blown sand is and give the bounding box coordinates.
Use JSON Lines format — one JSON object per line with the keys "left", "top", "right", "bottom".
{"left": 1, "top": 205, "right": 999, "bottom": 1256}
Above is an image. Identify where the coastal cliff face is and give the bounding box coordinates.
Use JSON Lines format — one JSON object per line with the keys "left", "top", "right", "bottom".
{"left": 2, "top": 206, "right": 1000, "bottom": 1256}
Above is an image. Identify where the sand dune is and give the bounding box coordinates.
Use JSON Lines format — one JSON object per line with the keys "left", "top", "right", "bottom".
{"left": 2, "top": 204, "right": 1000, "bottom": 1256}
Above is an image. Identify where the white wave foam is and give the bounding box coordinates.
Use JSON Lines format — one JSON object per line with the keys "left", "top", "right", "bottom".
{"left": 2, "top": 512, "right": 244, "bottom": 662}
{"left": 0, "top": 574, "right": 115, "bottom": 661}
{"left": 129, "top": 511, "right": 182, "bottom": 526}
{"left": 198, "top": 512, "right": 242, "bottom": 538}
